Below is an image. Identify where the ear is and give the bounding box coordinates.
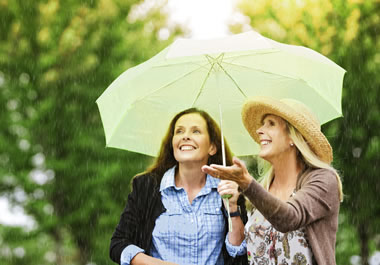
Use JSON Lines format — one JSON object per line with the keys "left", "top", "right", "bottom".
{"left": 208, "top": 143, "right": 217, "bottom": 156}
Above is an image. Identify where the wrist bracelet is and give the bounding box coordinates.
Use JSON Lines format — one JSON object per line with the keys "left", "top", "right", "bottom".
{"left": 229, "top": 210, "right": 240, "bottom": 217}
{"left": 229, "top": 205, "right": 241, "bottom": 217}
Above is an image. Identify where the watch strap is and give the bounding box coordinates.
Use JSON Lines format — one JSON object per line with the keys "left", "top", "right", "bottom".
{"left": 229, "top": 210, "right": 241, "bottom": 217}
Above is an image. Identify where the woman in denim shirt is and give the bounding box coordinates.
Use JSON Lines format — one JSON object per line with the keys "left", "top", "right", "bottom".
{"left": 110, "top": 108, "right": 248, "bottom": 265}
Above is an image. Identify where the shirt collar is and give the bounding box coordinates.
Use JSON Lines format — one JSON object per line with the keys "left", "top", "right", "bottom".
{"left": 160, "top": 166, "right": 220, "bottom": 192}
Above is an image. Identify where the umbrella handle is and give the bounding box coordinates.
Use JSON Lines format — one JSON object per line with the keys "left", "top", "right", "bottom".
{"left": 222, "top": 194, "right": 233, "bottom": 232}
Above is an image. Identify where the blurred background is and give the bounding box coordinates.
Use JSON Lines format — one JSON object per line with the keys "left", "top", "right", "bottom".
{"left": 0, "top": 0, "right": 379, "bottom": 264}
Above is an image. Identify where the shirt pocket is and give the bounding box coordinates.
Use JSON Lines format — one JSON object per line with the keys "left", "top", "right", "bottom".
{"left": 202, "top": 207, "right": 225, "bottom": 239}
{"left": 152, "top": 209, "right": 184, "bottom": 242}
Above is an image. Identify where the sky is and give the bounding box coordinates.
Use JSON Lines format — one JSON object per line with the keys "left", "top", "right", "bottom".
{"left": 167, "top": 0, "right": 237, "bottom": 39}
{"left": 0, "top": 0, "right": 242, "bottom": 228}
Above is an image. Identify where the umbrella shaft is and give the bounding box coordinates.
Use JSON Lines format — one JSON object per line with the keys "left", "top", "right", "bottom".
{"left": 219, "top": 103, "right": 226, "bottom": 167}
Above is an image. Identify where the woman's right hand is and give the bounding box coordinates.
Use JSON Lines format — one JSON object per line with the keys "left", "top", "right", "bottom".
{"left": 202, "top": 157, "right": 252, "bottom": 190}
{"left": 218, "top": 180, "right": 240, "bottom": 211}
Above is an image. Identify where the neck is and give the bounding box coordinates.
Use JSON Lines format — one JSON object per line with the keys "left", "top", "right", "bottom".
{"left": 271, "top": 153, "right": 303, "bottom": 189}
{"left": 175, "top": 163, "right": 207, "bottom": 190}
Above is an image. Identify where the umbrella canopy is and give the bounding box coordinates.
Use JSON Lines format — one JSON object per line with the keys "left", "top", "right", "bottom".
{"left": 96, "top": 30, "right": 346, "bottom": 157}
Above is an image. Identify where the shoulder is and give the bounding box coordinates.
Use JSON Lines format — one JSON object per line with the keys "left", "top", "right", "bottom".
{"left": 302, "top": 168, "right": 339, "bottom": 197}
{"left": 304, "top": 168, "right": 337, "bottom": 184}
{"left": 131, "top": 172, "right": 161, "bottom": 190}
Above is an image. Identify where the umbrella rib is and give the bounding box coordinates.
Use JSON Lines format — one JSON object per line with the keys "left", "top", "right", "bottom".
{"left": 109, "top": 63, "right": 211, "bottom": 145}
{"left": 219, "top": 60, "right": 341, "bottom": 114}
{"left": 132, "top": 61, "right": 212, "bottom": 105}
{"left": 221, "top": 60, "right": 305, "bottom": 81}
{"left": 215, "top": 60, "right": 248, "bottom": 98}
{"left": 191, "top": 55, "right": 218, "bottom": 106}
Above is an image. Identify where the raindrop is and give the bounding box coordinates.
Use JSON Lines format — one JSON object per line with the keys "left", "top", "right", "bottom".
{"left": 352, "top": 147, "right": 362, "bottom": 158}
{"left": 33, "top": 188, "right": 45, "bottom": 199}
{"left": 29, "top": 169, "right": 49, "bottom": 185}
{"left": 2, "top": 175, "right": 15, "bottom": 185}
{"left": 19, "top": 72, "right": 30, "bottom": 85}
{"left": 0, "top": 71, "right": 5, "bottom": 87}
{"left": 10, "top": 124, "right": 27, "bottom": 137}
{"left": 0, "top": 246, "right": 12, "bottom": 257}
{"left": 43, "top": 204, "right": 54, "bottom": 215}
{"left": 26, "top": 106, "right": 37, "bottom": 118}
{"left": 14, "top": 187, "right": 27, "bottom": 202}
{"left": 44, "top": 251, "right": 56, "bottom": 263}
{"left": 27, "top": 89, "right": 37, "bottom": 100}
{"left": 350, "top": 255, "right": 361, "bottom": 265}
{"left": 19, "top": 139, "right": 31, "bottom": 151}
{"left": 7, "top": 99, "right": 19, "bottom": 110}
{"left": 46, "top": 169, "right": 55, "bottom": 181}
{"left": 10, "top": 111, "right": 22, "bottom": 122}
{"left": 0, "top": 154, "right": 10, "bottom": 166}
{"left": 13, "top": 247, "right": 25, "bottom": 258}
{"left": 32, "top": 152, "right": 45, "bottom": 167}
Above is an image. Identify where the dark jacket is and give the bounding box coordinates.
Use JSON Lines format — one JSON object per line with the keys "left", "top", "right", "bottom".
{"left": 110, "top": 172, "right": 248, "bottom": 265}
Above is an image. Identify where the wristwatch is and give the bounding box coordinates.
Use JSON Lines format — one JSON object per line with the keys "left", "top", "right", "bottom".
{"left": 229, "top": 206, "right": 241, "bottom": 217}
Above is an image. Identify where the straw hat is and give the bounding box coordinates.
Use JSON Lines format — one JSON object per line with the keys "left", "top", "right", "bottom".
{"left": 242, "top": 96, "right": 333, "bottom": 164}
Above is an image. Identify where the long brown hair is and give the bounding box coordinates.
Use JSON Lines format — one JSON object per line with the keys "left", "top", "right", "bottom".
{"left": 146, "top": 108, "right": 233, "bottom": 178}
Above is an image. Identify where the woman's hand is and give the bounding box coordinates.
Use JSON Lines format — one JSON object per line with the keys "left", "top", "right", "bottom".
{"left": 218, "top": 180, "right": 239, "bottom": 211}
{"left": 202, "top": 157, "right": 252, "bottom": 190}
{"left": 131, "top": 253, "right": 179, "bottom": 265}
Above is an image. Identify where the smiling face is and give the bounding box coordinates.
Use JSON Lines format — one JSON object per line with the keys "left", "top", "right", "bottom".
{"left": 172, "top": 113, "right": 217, "bottom": 166}
{"left": 256, "top": 114, "right": 294, "bottom": 163}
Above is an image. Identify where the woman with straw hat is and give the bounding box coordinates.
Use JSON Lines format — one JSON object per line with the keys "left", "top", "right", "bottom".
{"left": 202, "top": 96, "right": 343, "bottom": 265}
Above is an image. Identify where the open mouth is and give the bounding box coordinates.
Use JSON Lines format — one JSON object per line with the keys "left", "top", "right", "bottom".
{"left": 260, "top": 140, "right": 271, "bottom": 146}
{"left": 180, "top": 145, "right": 196, "bottom": 151}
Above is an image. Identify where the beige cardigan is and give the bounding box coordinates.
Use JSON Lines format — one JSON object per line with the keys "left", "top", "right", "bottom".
{"left": 243, "top": 168, "right": 340, "bottom": 265}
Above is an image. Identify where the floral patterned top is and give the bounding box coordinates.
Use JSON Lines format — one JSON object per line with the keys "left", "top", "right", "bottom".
{"left": 245, "top": 209, "right": 314, "bottom": 265}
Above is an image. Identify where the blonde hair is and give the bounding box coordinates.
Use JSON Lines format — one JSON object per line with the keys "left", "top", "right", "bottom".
{"left": 247, "top": 121, "right": 343, "bottom": 211}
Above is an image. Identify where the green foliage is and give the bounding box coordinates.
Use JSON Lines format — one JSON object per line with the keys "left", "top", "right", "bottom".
{"left": 1, "top": 0, "right": 175, "bottom": 264}
{"left": 1, "top": 0, "right": 379, "bottom": 264}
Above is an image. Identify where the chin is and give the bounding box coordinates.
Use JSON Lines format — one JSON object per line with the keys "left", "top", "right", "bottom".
{"left": 259, "top": 152, "right": 271, "bottom": 162}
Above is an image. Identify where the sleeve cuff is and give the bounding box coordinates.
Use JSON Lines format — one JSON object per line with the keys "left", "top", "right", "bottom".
{"left": 121, "top": 245, "right": 145, "bottom": 265}
{"left": 225, "top": 233, "right": 247, "bottom": 257}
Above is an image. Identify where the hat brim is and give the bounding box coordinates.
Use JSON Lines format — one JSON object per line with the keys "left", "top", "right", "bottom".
{"left": 242, "top": 96, "right": 332, "bottom": 164}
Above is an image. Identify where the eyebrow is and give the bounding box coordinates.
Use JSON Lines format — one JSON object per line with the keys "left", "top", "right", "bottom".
{"left": 175, "top": 125, "right": 202, "bottom": 129}
{"left": 262, "top": 115, "right": 272, "bottom": 123}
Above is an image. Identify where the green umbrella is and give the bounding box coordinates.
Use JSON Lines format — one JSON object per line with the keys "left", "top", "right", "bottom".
{"left": 97, "top": 30, "right": 346, "bottom": 232}
{"left": 96, "top": 30, "right": 346, "bottom": 157}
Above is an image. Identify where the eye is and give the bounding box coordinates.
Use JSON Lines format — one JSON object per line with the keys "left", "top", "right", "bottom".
{"left": 175, "top": 128, "right": 183, "bottom": 134}
{"left": 269, "top": 120, "right": 275, "bottom": 126}
{"left": 193, "top": 129, "right": 201, "bottom": 134}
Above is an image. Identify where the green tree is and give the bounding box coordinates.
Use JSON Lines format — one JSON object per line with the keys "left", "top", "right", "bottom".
{"left": 0, "top": 0, "right": 178, "bottom": 264}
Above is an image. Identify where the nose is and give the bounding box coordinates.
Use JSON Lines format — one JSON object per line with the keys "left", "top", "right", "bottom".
{"left": 256, "top": 125, "right": 264, "bottom": 136}
{"left": 182, "top": 132, "right": 191, "bottom": 140}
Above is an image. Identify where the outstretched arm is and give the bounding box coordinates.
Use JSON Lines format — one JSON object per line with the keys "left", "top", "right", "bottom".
{"left": 202, "top": 157, "right": 253, "bottom": 190}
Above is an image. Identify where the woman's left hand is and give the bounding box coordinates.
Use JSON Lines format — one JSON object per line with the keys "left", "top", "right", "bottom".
{"left": 218, "top": 180, "right": 239, "bottom": 210}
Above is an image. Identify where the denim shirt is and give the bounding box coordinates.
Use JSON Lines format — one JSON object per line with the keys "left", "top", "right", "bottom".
{"left": 121, "top": 167, "right": 245, "bottom": 265}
